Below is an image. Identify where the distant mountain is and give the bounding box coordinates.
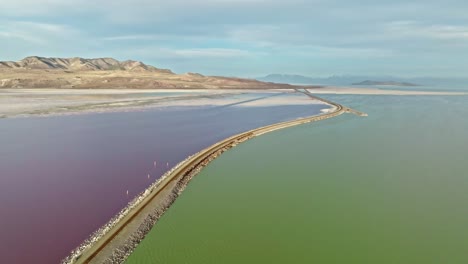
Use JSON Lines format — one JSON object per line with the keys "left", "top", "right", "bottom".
{"left": 257, "top": 74, "right": 394, "bottom": 86}
{"left": 352, "top": 80, "right": 419, "bottom": 86}
{"left": 0, "top": 56, "right": 173, "bottom": 73}
{"left": 257, "top": 74, "right": 321, "bottom": 85}
{"left": 258, "top": 74, "right": 468, "bottom": 88}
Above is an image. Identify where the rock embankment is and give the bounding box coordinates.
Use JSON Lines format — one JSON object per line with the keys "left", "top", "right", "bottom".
{"left": 61, "top": 153, "right": 196, "bottom": 264}
{"left": 102, "top": 136, "right": 250, "bottom": 263}
{"left": 62, "top": 133, "right": 254, "bottom": 264}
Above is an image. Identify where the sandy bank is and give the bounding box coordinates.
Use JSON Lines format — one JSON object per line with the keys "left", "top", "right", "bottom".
{"left": 0, "top": 89, "right": 326, "bottom": 119}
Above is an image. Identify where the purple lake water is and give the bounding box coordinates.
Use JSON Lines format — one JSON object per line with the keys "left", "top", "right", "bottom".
{"left": 0, "top": 99, "right": 325, "bottom": 263}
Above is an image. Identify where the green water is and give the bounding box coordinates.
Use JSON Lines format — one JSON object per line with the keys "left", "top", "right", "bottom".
{"left": 126, "top": 95, "right": 468, "bottom": 264}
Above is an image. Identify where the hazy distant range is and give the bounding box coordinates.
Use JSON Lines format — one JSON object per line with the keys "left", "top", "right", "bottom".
{"left": 257, "top": 74, "right": 468, "bottom": 88}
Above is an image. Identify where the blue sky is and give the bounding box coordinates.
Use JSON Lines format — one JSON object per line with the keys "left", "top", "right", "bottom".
{"left": 1, "top": 0, "right": 467, "bottom": 77}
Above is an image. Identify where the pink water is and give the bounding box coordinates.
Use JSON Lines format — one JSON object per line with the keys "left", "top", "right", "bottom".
{"left": 0, "top": 103, "right": 324, "bottom": 263}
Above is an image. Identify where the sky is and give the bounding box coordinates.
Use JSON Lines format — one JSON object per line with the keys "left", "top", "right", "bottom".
{"left": 1, "top": 0, "right": 467, "bottom": 77}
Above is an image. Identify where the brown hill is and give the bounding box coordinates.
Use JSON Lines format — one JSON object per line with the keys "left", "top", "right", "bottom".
{"left": 0, "top": 56, "right": 173, "bottom": 73}
{"left": 0, "top": 56, "right": 295, "bottom": 90}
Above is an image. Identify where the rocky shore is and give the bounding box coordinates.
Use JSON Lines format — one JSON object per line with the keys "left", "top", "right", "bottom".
{"left": 61, "top": 153, "right": 195, "bottom": 264}
{"left": 62, "top": 133, "right": 254, "bottom": 264}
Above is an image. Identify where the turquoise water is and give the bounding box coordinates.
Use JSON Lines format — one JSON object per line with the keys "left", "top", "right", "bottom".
{"left": 361, "top": 84, "right": 468, "bottom": 93}
{"left": 127, "top": 95, "right": 468, "bottom": 264}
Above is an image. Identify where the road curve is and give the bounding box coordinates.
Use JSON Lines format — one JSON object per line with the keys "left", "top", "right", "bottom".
{"left": 64, "top": 91, "right": 348, "bottom": 264}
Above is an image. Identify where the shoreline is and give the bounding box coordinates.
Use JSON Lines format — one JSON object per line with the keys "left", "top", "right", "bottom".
{"left": 1, "top": 87, "right": 464, "bottom": 119}
{"left": 62, "top": 93, "right": 350, "bottom": 264}
{"left": 0, "top": 89, "right": 314, "bottom": 119}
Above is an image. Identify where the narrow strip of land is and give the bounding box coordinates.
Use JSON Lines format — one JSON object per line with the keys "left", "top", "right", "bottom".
{"left": 300, "top": 89, "right": 368, "bottom": 116}
{"left": 64, "top": 91, "right": 362, "bottom": 264}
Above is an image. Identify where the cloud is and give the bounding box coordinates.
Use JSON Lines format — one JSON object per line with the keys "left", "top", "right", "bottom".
{"left": 0, "top": 30, "right": 43, "bottom": 44}
{"left": 386, "top": 21, "right": 468, "bottom": 41}
{"left": 0, "top": 21, "right": 82, "bottom": 45}
{"left": 170, "top": 48, "right": 254, "bottom": 58}
{"left": 102, "top": 35, "right": 165, "bottom": 41}
{"left": 1, "top": 0, "right": 468, "bottom": 76}
{"left": 126, "top": 47, "right": 257, "bottom": 60}
{"left": 291, "top": 46, "right": 395, "bottom": 58}
{"left": 0, "top": 0, "right": 86, "bottom": 16}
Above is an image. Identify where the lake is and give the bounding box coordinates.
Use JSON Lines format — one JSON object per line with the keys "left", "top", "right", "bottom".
{"left": 0, "top": 92, "right": 326, "bottom": 263}
{"left": 126, "top": 94, "right": 468, "bottom": 264}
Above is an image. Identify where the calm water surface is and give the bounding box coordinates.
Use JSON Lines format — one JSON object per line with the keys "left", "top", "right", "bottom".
{"left": 127, "top": 95, "right": 468, "bottom": 264}
{"left": 0, "top": 94, "right": 325, "bottom": 264}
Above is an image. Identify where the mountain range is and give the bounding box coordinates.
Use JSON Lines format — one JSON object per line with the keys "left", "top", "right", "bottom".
{"left": 0, "top": 56, "right": 173, "bottom": 73}
{"left": 352, "top": 80, "right": 419, "bottom": 86}
{"left": 257, "top": 74, "right": 468, "bottom": 88}
{"left": 0, "top": 57, "right": 293, "bottom": 89}
{"left": 257, "top": 74, "right": 383, "bottom": 85}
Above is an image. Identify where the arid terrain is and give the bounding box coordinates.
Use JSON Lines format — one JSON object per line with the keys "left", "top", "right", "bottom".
{"left": 0, "top": 89, "right": 324, "bottom": 118}
{"left": 1, "top": 56, "right": 465, "bottom": 119}
{"left": 0, "top": 56, "right": 294, "bottom": 90}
